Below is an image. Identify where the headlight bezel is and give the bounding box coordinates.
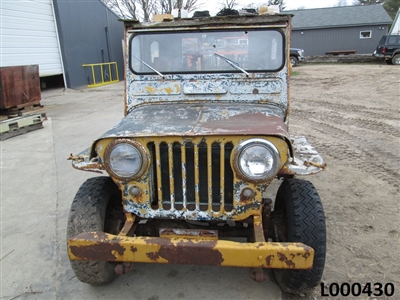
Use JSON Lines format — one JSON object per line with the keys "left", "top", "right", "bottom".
{"left": 233, "top": 138, "right": 281, "bottom": 183}
{"left": 103, "top": 139, "right": 148, "bottom": 181}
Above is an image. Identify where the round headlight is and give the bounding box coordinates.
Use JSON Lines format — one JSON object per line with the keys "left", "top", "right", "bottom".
{"left": 236, "top": 139, "right": 281, "bottom": 181}
{"left": 105, "top": 140, "right": 146, "bottom": 179}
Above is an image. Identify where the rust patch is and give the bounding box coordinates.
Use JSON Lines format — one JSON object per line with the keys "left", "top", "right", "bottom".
{"left": 266, "top": 255, "right": 273, "bottom": 267}
{"left": 145, "top": 238, "right": 223, "bottom": 265}
{"left": 159, "top": 228, "right": 218, "bottom": 239}
{"left": 202, "top": 113, "right": 288, "bottom": 136}
{"left": 303, "top": 160, "right": 327, "bottom": 170}
{"left": 70, "top": 243, "right": 124, "bottom": 261}
{"left": 96, "top": 104, "right": 288, "bottom": 139}
{"left": 147, "top": 251, "right": 160, "bottom": 260}
{"left": 277, "top": 166, "right": 296, "bottom": 176}
{"left": 69, "top": 232, "right": 125, "bottom": 261}
{"left": 130, "top": 246, "right": 138, "bottom": 252}
{"left": 277, "top": 252, "right": 295, "bottom": 268}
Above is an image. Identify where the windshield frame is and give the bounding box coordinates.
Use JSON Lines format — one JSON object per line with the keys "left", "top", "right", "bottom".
{"left": 128, "top": 28, "right": 286, "bottom": 75}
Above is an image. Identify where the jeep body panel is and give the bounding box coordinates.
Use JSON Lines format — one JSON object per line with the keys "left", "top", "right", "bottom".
{"left": 124, "top": 15, "right": 292, "bottom": 118}
{"left": 67, "top": 13, "right": 326, "bottom": 281}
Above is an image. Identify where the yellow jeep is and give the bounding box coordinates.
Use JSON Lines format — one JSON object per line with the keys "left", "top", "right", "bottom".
{"left": 67, "top": 12, "right": 327, "bottom": 295}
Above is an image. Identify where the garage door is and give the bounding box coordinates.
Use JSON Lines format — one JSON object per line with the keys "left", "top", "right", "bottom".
{"left": 1, "top": 0, "right": 63, "bottom": 77}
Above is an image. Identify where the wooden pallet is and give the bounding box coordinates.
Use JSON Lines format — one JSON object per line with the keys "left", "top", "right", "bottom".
{"left": 0, "top": 102, "right": 43, "bottom": 117}
{"left": 0, "top": 113, "right": 47, "bottom": 141}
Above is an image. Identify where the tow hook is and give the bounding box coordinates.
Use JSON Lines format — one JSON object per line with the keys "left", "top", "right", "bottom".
{"left": 249, "top": 267, "right": 267, "bottom": 282}
{"left": 115, "top": 262, "right": 134, "bottom": 275}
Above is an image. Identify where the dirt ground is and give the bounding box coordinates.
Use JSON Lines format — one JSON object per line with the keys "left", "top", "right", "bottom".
{"left": 2, "top": 64, "right": 398, "bottom": 300}
{"left": 283, "top": 63, "right": 400, "bottom": 299}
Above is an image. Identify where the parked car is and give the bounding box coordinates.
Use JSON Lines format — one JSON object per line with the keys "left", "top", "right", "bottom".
{"left": 373, "top": 34, "right": 400, "bottom": 65}
{"left": 290, "top": 48, "right": 305, "bottom": 67}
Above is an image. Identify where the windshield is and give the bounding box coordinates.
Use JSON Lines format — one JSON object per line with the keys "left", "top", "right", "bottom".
{"left": 130, "top": 29, "right": 284, "bottom": 74}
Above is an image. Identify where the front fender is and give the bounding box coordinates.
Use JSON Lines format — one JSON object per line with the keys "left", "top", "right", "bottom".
{"left": 68, "top": 147, "right": 104, "bottom": 173}
{"left": 279, "top": 136, "right": 326, "bottom": 176}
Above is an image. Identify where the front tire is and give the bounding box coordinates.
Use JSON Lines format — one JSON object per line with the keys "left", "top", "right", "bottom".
{"left": 273, "top": 179, "right": 326, "bottom": 294}
{"left": 67, "top": 177, "right": 123, "bottom": 285}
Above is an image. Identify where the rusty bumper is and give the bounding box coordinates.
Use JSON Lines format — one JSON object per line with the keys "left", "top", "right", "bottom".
{"left": 68, "top": 231, "right": 314, "bottom": 269}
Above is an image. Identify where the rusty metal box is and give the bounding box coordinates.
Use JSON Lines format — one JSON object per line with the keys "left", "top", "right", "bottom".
{"left": 0, "top": 65, "right": 41, "bottom": 109}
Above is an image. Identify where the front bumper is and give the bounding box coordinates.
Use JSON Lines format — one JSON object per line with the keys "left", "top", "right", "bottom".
{"left": 68, "top": 231, "right": 314, "bottom": 269}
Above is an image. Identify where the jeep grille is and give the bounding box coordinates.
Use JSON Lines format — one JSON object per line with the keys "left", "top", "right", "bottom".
{"left": 147, "top": 139, "right": 235, "bottom": 213}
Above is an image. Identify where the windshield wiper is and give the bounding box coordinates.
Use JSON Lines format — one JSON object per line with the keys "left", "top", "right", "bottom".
{"left": 214, "top": 53, "right": 249, "bottom": 77}
{"left": 132, "top": 54, "right": 164, "bottom": 78}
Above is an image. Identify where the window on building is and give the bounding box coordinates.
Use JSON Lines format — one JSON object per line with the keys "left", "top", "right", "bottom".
{"left": 360, "top": 31, "right": 372, "bottom": 39}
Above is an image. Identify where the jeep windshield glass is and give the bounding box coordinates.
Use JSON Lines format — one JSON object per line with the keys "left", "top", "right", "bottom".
{"left": 130, "top": 29, "right": 284, "bottom": 74}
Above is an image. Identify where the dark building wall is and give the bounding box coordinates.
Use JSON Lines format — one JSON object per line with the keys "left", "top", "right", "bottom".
{"left": 53, "top": 0, "right": 124, "bottom": 88}
{"left": 291, "top": 25, "right": 389, "bottom": 56}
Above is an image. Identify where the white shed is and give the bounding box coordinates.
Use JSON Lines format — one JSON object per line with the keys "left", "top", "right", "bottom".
{"left": 0, "top": 0, "right": 64, "bottom": 77}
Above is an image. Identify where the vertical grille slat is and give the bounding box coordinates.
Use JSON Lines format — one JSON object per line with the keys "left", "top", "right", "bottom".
{"left": 150, "top": 139, "right": 234, "bottom": 214}
{"left": 194, "top": 143, "right": 200, "bottom": 210}
{"left": 154, "top": 142, "right": 163, "bottom": 209}
{"left": 181, "top": 143, "right": 187, "bottom": 209}
{"left": 168, "top": 143, "right": 175, "bottom": 207}
{"left": 207, "top": 142, "right": 213, "bottom": 211}
{"left": 218, "top": 142, "right": 225, "bottom": 212}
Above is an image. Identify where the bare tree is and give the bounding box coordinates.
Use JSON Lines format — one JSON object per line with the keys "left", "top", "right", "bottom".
{"left": 103, "top": 0, "right": 201, "bottom": 20}
{"left": 159, "top": 0, "right": 201, "bottom": 13}
{"left": 268, "top": 0, "right": 286, "bottom": 11}
{"left": 103, "top": 0, "right": 139, "bottom": 19}
{"left": 219, "top": 0, "right": 238, "bottom": 9}
{"left": 181, "top": 0, "right": 202, "bottom": 11}
{"left": 137, "top": 0, "right": 156, "bottom": 21}
{"left": 352, "top": 0, "right": 384, "bottom": 4}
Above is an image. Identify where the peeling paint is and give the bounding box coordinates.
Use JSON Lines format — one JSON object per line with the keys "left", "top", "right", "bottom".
{"left": 68, "top": 231, "right": 315, "bottom": 269}
{"left": 279, "top": 136, "right": 326, "bottom": 176}
{"left": 67, "top": 12, "right": 326, "bottom": 279}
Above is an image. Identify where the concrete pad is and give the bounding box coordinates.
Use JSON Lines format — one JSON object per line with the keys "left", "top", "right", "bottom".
{"left": 0, "top": 82, "right": 282, "bottom": 299}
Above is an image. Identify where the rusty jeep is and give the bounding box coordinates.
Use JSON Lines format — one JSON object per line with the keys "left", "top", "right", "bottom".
{"left": 67, "top": 12, "right": 327, "bottom": 295}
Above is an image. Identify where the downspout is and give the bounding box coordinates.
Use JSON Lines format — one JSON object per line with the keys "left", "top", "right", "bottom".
{"left": 51, "top": 0, "right": 68, "bottom": 88}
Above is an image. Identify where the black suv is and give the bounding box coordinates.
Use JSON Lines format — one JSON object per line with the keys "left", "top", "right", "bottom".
{"left": 290, "top": 48, "right": 305, "bottom": 67}
{"left": 373, "top": 34, "right": 400, "bottom": 65}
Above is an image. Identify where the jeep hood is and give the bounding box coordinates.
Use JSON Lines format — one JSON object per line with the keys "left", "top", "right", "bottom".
{"left": 70, "top": 103, "right": 326, "bottom": 176}
{"left": 98, "top": 103, "right": 288, "bottom": 140}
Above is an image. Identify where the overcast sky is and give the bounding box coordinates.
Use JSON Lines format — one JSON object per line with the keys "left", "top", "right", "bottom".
{"left": 198, "top": 0, "right": 345, "bottom": 16}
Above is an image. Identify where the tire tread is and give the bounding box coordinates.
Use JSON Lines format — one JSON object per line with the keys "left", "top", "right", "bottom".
{"left": 273, "top": 178, "right": 326, "bottom": 294}
{"left": 67, "top": 176, "right": 119, "bottom": 285}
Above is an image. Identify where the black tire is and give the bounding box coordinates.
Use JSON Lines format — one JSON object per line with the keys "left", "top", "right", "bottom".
{"left": 273, "top": 179, "right": 326, "bottom": 294}
{"left": 392, "top": 54, "right": 400, "bottom": 65}
{"left": 290, "top": 56, "right": 298, "bottom": 67}
{"left": 67, "top": 176, "right": 122, "bottom": 285}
